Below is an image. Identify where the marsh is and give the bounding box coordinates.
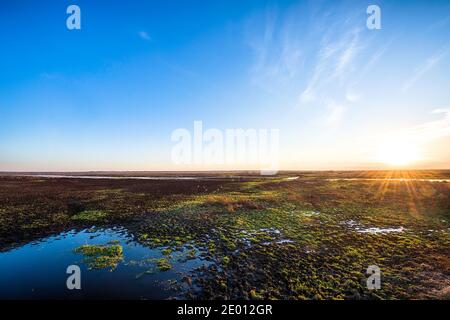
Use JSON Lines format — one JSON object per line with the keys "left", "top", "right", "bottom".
{"left": 0, "top": 171, "right": 449, "bottom": 299}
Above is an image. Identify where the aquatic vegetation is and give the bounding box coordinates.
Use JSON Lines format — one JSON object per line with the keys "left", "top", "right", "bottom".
{"left": 156, "top": 258, "right": 172, "bottom": 271}
{"left": 74, "top": 243, "right": 123, "bottom": 271}
{"left": 222, "top": 256, "right": 230, "bottom": 265}
{"left": 71, "top": 210, "right": 108, "bottom": 222}
{"left": 186, "top": 249, "right": 197, "bottom": 260}
{"left": 161, "top": 247, "right": 173, "bottom": 255}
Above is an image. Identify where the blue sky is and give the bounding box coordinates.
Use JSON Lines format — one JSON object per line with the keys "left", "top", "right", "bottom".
{"left": 1, "top": 0, "right": 449, "bottom": 171}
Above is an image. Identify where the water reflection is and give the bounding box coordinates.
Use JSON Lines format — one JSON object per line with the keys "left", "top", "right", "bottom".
{"left": 0, "top": 227, "right": 209, "bottom": 299}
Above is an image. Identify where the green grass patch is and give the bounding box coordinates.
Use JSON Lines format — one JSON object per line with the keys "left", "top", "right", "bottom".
{"left": 156, "top": 258, "right": 172, "bottom": 271}
{"left": 71, "top": 210, "right": 108, "bottom": 222}
{"left": 74, "top": 243, "right": 123, "bottom": 270}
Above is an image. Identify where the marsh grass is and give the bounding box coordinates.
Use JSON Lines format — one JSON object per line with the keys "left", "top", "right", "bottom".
{"left": 71, "top": 210, "right": 108, "bottom": 222}
{"left": 74, "top": 243, "right": 123, "bottom": 271}
{"left": 0, "top": 172, "right": 449, "bottom": 299}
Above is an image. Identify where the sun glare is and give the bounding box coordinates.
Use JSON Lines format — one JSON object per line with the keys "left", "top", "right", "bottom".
{"left": 375, "top": 136, "right": 421, "bottom": 166}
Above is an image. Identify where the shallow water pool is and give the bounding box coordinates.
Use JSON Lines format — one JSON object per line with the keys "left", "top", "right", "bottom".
{"left": 0, "top": 227, "right": 208, "bottom": 299}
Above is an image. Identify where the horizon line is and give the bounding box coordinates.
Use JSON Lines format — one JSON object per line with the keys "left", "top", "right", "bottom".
{"left": 1, "top": 168, "right": 449, "bottom": 173}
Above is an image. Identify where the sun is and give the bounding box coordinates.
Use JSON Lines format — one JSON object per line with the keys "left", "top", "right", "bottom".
{"left": 375, "top": 136, "right": 421, "bottom": 166}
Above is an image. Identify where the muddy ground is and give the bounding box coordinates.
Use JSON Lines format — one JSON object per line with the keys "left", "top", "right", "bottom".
{"left": 0, "top": 171, "right": 449, "bottom": 299}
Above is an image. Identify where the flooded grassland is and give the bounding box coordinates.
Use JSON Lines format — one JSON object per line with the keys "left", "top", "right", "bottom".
{"left": 0, "top": 171, "right": 449, "bottom": 299}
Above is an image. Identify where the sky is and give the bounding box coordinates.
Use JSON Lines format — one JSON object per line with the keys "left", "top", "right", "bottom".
{"left": 1, "top": 0, "right": 450, "bottom": 171}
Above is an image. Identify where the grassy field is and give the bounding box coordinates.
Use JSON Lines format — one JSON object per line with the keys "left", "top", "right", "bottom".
{"left": 0, "top": 171, "right": 449, "bottom": 299}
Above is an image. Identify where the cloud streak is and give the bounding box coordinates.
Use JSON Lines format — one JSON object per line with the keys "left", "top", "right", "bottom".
{"left": 138, "top": 31, "right": 151, "bottom": 41}
{"left": 299, "top": 26, "right": 364, "bottom": 105}
{"left": 408, "top": 109, "right": 450, "bottom": 142}
{"left": 402, "top": 47, "right": 449, "bottom": 92}
{"left": 371, "top": 109, "right": 450, "bottom": 150}
{"left": 247, "top": 6, "right": 304, "bottom": 92}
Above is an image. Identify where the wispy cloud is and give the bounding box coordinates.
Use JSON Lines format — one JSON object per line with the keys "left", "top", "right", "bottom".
{"left": 138, "top": 31, "right": 151, "bottom": 41}
{"left": 296, "top": 23, "right": 368, "bottom": 127}
{"left": 299, "top": 27, "right": 362, "bottom": 105}
{"left": 371, "top": 109, "right": 450, "bottom": 148}
{"left": 247, "top": 6, "right": 303, "bottom": 92}
{"left": 357, "top": 41, "right": 390, "bottom": 81}
{"left": 41, "top": 72, "right": 62, "bottom": 80}
{"left": 334, "top": 31, "right": 360, "bottom": 81}
{"left": 402, "top": 47, "right": 449, "bottom": 92}
{"left": 345, "top": 91, "right": 359, "bottom": 102}
{"left": 246, "top": 3, "right": 379, "bottom": 118}
{"left": 426, "top": 14, "right": 450, "bottom": 32}
{"left": 363, "top": 109, "right": 450, "bottom": 165}
{"left": 408, "top": 109, "right": 450, "bottom": 142}
{"left": 322, "top": 99, "right": 345, "bottom": 127}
